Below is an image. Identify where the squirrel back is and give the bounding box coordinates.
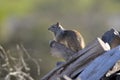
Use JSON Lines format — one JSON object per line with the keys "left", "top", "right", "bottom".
{"left": 48, "top": 22, "right": 85, "bottom": 52}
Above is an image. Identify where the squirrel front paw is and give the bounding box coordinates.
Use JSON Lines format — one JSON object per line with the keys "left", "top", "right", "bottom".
{"left": 49, "top": 40, "right": 56, "bottom": 47}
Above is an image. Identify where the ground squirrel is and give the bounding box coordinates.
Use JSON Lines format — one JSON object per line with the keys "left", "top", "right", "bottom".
{"left": 48, "top": 22, "right": 85, "bottom": 52}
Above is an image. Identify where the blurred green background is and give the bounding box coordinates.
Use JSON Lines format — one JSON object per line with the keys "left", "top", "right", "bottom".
{"left": 0, "top": 0, "right": 120, "bottom": 79}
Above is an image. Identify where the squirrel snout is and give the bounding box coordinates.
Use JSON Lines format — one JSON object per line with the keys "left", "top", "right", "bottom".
{"left": 48, "top": 27, "right": 50, "bottom": 30}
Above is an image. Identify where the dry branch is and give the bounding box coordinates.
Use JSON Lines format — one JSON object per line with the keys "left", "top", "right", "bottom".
{"left": 0, "top": 45, "right": 40, "bottom": 80}
{"left": 41, "top": 38, "right": 110, "bottom": 80}
{"left": 77, "top": 45, "right": 120, "bottom": 80}
{"left": 49, "top": 40, "right": 75, "bottom": 61}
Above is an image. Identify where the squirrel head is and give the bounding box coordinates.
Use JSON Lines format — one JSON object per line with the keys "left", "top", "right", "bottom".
{"left": 48, "top": 22, "right": 65, "bottom": 33}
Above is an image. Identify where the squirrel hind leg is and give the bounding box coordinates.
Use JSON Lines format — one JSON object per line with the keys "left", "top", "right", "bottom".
{"left": 67, "top": 42, "right": 79, "bottom": 52}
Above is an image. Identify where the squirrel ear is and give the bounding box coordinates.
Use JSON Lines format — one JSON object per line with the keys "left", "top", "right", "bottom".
{"left": 56, "top": 22, "right": 60, "bottom": 26}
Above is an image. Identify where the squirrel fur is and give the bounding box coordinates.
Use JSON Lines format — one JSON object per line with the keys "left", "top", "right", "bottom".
{"left": 48, "top": 22, "right": 85, "bottom": 52}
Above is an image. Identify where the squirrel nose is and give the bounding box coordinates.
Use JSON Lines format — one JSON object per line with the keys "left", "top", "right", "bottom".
{"left": 48, "top": 27, "right": 50, "bottom": 30}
